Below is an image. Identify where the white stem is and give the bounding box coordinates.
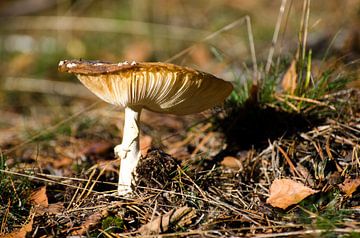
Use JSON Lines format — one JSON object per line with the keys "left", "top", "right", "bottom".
{"left": 114, "top": 106, "right": 142, "bottom": 195}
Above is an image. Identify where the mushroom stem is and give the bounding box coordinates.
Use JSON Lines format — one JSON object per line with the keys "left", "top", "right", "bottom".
{"left": 114, "top": 106, "right": 142, "bottom": 195}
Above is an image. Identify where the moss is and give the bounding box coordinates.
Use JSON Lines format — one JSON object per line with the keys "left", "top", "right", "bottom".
{"left": 101, "top": 216, "right": 124, "bottom": 233}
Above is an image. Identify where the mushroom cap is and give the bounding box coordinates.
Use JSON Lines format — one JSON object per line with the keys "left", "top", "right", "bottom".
{"left": 58, "top": 60, "right": 233, "bottom": 115}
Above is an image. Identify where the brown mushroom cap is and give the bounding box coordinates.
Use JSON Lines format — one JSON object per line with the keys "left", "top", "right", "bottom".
{"left": 59, "top": 60, "right": 233, "bottom": 115}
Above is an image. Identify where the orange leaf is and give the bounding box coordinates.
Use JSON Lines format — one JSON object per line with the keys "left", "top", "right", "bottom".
{"left": 339, "top": 178, "right": 360, "bottom": 196}
{"left": 52, "top": 156, "right": 73, "bottom": 168}
{"left": 80, "top": 141, "right": 112, "bottom": 156}
{"left": 281, "top": 59, "right": 298, "bottom": 95}
{"left": 72, "top": 209, "right": 108, "bottom": 235}
{"left": 2, "top": 213, "right": 34, "bottom": 238}
{"left": 266, "top": 179, "right": 317, "bottom": 209}
{"left": 30, "top": 186, "right": 48, "bottom": 207}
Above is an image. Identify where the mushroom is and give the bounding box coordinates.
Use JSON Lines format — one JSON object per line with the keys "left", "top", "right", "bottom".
{"left": 58, "top": 59, "right": 233, "bottom": 195}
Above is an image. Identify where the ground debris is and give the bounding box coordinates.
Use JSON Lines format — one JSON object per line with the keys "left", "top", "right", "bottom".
{"left": 138, "top": 206, "right": 195, "bottom": 235}
{"left": 1, "top": 90, "right": 359, "bottom": 237}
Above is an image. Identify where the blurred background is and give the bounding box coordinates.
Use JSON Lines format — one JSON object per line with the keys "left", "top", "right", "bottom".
{"left": 0, "top": 0, "right": 359, "bottom": 149}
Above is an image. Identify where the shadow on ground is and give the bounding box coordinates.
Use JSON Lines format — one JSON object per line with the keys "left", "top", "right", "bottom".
{"left": 214, "top": 101, "right": 321, "bottom": 154}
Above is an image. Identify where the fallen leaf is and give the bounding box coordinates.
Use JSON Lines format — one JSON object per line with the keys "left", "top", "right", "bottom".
{"left": 221, "top": 156, "right": 243, "bottom": 170}
{"left": 2, "top": 212, "right": 34, "bottom": 238}
{"left": 138, "top": 206, "right": 195, "bottom": 235}
{"left": 36, "top": 202, "right": 64, "bottom": 216}
{"left": 52, "top": 156, "right": 73, "bottom": 168}
{"left": 80, "top": 141, "right": 112, "bottom": 156}
{"left": 281, "top": 59, "right": 298, "bottom": 95}
{"left": 339, "top": 178, "right": 360, "bottom": 196}
{"left": 266, "top": 179, "right": 318, "bottom": 209}
{"left": 30, "top": 186, "right": 48, "bottom": 207}
{"left": 72, "top": 209, "right": 108, "bottom": 235}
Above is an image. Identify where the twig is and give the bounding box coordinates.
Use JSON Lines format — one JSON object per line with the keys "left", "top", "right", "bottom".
{"left": 265, "top": 0, "right": 287, "bottom": 73}
{"left": 277, "top": 93, "right": 336, "bottom": 110}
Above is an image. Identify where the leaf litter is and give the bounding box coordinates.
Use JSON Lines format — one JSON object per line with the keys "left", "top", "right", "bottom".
{"left": 1, "top": 85, "right": 360, "bottom": 237}
{"left": 0, "top": 88, "right": 360, "bottom": 237}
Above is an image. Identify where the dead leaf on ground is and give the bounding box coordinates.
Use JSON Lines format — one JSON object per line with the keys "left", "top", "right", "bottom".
{"left": 2, "top": 212, "right": 34, "bottom": 238}
{"left": 266, "top": 179, "right": 318, "bottom": 209}
{"left": 30, "top": 186, "right": 48, "bottom": 207}
{"left": 138, "top": 206, "right": 196, "bottom": 235}
{"left": 52, "top": 156, "right": 73, "bottom": 168}
{"left": 339, "top": 178, "right": 360, "bottom": 196}
{"left": 72, "top": 209, "right": 108, "bottom": 235}
{"left": 281, "top": 59, "right": 298, "bottom": 95}
{"left": 80, "top": 141, "right": 113, "bottom": 156}
{"left": 36, "top": 202, "right": 64, "bottom": 216}
{"left": 221, "top": 156, "right": 243, "bottom": 170}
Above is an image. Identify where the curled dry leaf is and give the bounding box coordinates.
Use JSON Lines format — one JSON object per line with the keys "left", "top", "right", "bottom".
{"left": 30, "top": 186, "right": 48, "bottom": 207}
{"left": 30, "top": 186, "right": 64, "bottom": 216}
{"left": 138, "top": 206, "right": 196, "bottom": 235}
{"left": 72, "top": 209, "right": 109, "bottom": 235}
{"left": 281, "top": 59, "right": 298, "bottom": 95}
{"left": 266, "top": 179, "right": 318, "bottom": 209}
{"left": 339, "top": 178, "right": 360, "bottom": 196}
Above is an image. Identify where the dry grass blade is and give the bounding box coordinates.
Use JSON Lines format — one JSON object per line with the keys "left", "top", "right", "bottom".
{"left": 266, "top": 0, "right": 287, "bottom": 73}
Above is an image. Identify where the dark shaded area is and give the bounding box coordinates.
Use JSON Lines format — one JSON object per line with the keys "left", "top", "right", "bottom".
{"left": 215, "top": 101, "right": 319, "bottom": 153}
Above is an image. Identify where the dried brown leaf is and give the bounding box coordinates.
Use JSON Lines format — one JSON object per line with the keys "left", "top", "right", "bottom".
{"left": 30, "top": 186, "right": 48, "bottom": 207}
{"left": 2, "top": 213, "right": 34, "bottom": 238}
{"left": 339, "top": 178, "right": 360, "bottom": 196}
{"left": 138, "top": 206, "right": 195, "bottom": 235}
{"left": 266, "top": 179, "right": 318, "bottom": 209}
{"left": 281, "top": 59, "right": 298, "bottom": 95}
{"left": 80, "top": 141, "right": 112, "bottom": 156}
{"left": 72, "top": 209, "right": 108, "bottom": 235}
{"left": 52, "top": 156, "right": 73, "bottom": 168}
{"left": 36, "top": 202, "right": 64, "bottom": 216}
